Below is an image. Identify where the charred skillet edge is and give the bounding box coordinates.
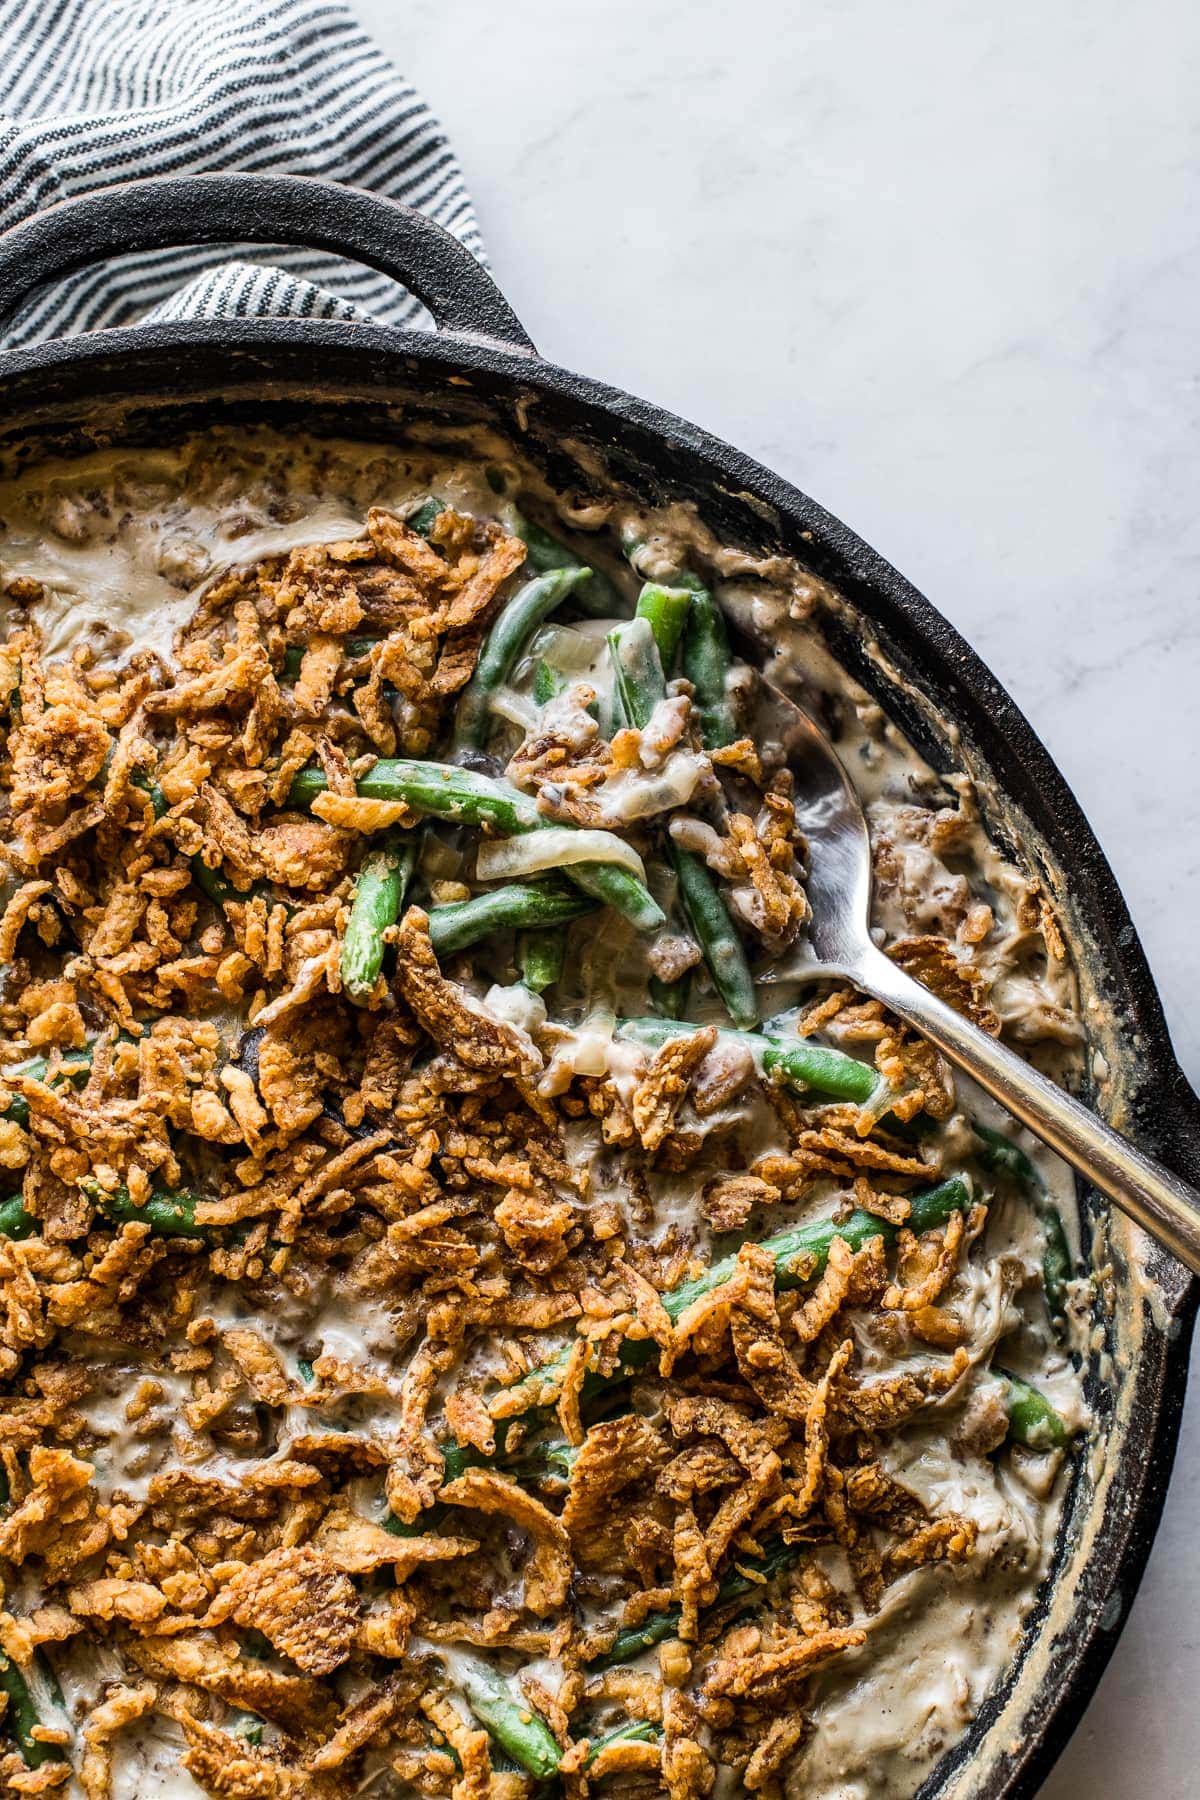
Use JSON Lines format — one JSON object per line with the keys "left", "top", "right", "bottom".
{"left": 0, "top": 315, "right": 1191, "bottom": 1798}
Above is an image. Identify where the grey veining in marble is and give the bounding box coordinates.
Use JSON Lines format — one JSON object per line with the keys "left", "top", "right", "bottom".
{"left": 353, "top": 3, "right": 1200, "bottom": 1791}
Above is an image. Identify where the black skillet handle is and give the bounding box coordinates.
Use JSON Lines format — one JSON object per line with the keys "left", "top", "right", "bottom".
{"left": 0, "top": 172, "right": 535, "bottom": 354}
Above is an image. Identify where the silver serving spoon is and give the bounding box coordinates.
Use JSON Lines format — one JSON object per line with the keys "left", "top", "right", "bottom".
{"left": 770, "top": 683, "right": 1200, "bottom": 1275}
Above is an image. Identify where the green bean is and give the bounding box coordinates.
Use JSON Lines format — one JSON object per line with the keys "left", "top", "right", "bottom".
{"left": 454, "top": 566, "right": 593, "bottom": 751}
{"left": 382, "top": 1503, "right": 449, "bottom": 1540}
{"left": 428, "top": 882, "right": 597, "bottom": 958}
{"left": 503, "top": 504, "right": 623, "bottom": 615}
{"left": 648, "top": 972, "right": 689, "bottom": 1019}
{"left": 129, "top": 771, "right": 168, "bottom": 819}
{"left": 288, "top": 762, "right": 665, "bottom": 933}
{"left": 973, "top": 1122, "right": 1074, "bottom": 1320}
{"left": 498, "top": 1176, "right": 972, "bottom": 1418}
{"left": 518, "top": 924, "right": 568, "bottom": 994}
{"left": 408, "top": 498, "right": 445, "bottom": 537}
{"left": 192, "top": 858, "right": 244, "bottom": 906}
{"left": 453, "top": 1658, "right": 561, "bottom": 1779}
{"left": 0, "top": 1197, "right": 36, "bottom": 1240}
{"left": 340, "top": 833, "right": 417, "bottom": 1002}
{"left": 634, "top": 583, "right": 692, "bottom": 670}
{"left": 619, "top": 1016, "right": 880, "bottom": 1105}
{"left": 291, "top": 759, "right": 539, "bottom": 833}
{"left": 1, "top": 1047, "right": 95, "bottom": 1129}
{"left": 608, "top": 616, "right": 662, "bottom": 727}
{"left": 297, "top": 1359, "right": 315, "bottom": 1385}
{"left": 608, "top": 621, "right": 756, "bottom": 1024}
{"left": 586, "top": 1719, "right": 663, "bottom": 1764}
{"left": 996, "top": 1370, "right": 1070, "bottom": 1452}
{"left": 84, "top": 1181, "right": 210, "bottom": 1239}
{"left": 668, "top": 841, "right": 757, "bottom": 1028}
{"left": 589, "top": 1537, "right": 800, "bottom": 1669}
{"left": 664, "top": 1175, "right": 971, "bottom": 1318}
{"left": 681, "top": 582, "right": 738, "bottom": 748}
{"left": 509, "top": 1438, "right": 580, "bottom": 1485}
{"left": 0, "top": 1651, "right": 64, "bottom": 1767}
{"left": 502, "top": 503, "right": 581, "bottom": 576}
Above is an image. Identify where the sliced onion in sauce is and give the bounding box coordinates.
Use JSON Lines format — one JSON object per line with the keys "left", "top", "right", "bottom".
{"left": 476, "top": 828, "right": 646, "bottom": 883}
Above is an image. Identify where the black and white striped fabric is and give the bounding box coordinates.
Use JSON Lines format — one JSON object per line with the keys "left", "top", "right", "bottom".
{"left": 0, "top": 0, "right": 484, "bottom": 346}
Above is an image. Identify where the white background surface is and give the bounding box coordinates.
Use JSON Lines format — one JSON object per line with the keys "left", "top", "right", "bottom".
{"left": 354, "top": 3, "right": 1200, "bottom": 1791}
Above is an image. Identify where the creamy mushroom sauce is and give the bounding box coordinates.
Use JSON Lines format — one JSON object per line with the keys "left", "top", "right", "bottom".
{"left": 0, "top": 432, "right": 1090, "bottom": 1798}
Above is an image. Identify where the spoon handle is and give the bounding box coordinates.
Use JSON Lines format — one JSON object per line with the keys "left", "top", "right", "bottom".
{"left": 856, "top": 942, "right": 1200, "bottom": 1275}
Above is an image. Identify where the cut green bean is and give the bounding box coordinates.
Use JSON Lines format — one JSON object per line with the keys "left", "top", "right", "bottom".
{"left": 608, "top": 616, "right": 663, "bottom": 728}
{"left": 681, "top": 582, "right": 738, "bottom": 748}
{"left": 84, "top": 1181, "right": 210, "bottom": 1239}
{"left": 453, "top": 1658, "right": 561, "bottom": 1779}
{"left": 428, "top": 883, "right": 597, "bottom": 959}
{"left": 971, "top": 1121, "right": 1040, "bottom": 1188}
{"left": 634, "top": 583, "right": 691, "bottom": 670}
{"left": 0, "top": 1651, "right": 64, "bottom": 1768}
{"left": 619, "top": 1016, "right": 880, "bottom": 1105}
{"left": 504, "top": 505, "right": 578, "bottom": 573}
{"left": 589, "top": 1537, "right": 800, "bottom": 1669}
{"left": 282, "top": 635, "right": 380, "bottom": 681}
{"left": 996, "top": 1370, "right": 1070, "bottom": 1452}
{"left": 0, "top": 1196, "right": 36, "bottom": 1240}
{"left": 340, "top": 833, "right": 417, "bottom": 1002}
{"left": 664, "top": 1175, "right": 971, "bottom": 1319}
{"left": 609, "top": 620, "right": 756, "bottom": 1023}
{"left": 408, "top": 497, "right": 445, "bottom": 537}
{"left": 288, "top": 761, "right": 665, "bottom": 933}
{"left": 586, "top": 1719, "right": 662, "bottom": 1763}
{"left": 1, "top": 1048, "right": 93, "bottom": 1129}
{"left": 192, "top": 858, "right": 245, "bottom": 906}
{"left": 509, "top": 1438, "right": 580, "bottom": 1485}
{"left": 291, "top": 760, "right": 540, "bottom": 834}
{"left": 128, "top": 770, "right": 168, "bottom": 819}
{"left": 503, "top": 504, "right": 623, "bottom": 615}
{"left": 668, "top": 841, "right": 757, "bottom": 1028}
{"left": 648, "top": 971, "right": 689, "bottom": 1019}
{"left": 497, "top": 1176, "right": 972, "bottom": 1419}
{"left": 518, "top": 924, "right": 568, "bottom": 994}
{"left": 973, "top": 1122, "right": 1074, "bottom": 1319}
{"left": 454, "top": 566, "right": 593, "bottom": 750}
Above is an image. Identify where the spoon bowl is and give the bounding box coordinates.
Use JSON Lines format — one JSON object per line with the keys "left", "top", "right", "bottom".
{"left": 748, "top": 659, "right": 1200, "bottom": 1277}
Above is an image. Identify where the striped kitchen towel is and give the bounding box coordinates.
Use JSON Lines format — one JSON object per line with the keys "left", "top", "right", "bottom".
{"left": 0, "top": 0, "right": 483, "bottom": 345}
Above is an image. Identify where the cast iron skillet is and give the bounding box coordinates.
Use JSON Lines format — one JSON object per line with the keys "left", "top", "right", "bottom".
{"left": 0, "top": 173, "right": 1195, "bottom": 1796}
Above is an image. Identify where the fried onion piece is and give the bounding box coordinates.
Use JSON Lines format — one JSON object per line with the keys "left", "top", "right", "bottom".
{"left": 207, "top": 1546, "right": 361, "bottom": 1676}
{"left": 703, "top": 1626, "right": 865, "bottom": 1700}
{"left": 730, "top": 1242, "right": 816, "bottom": 1422}
{"left": 834, "top": 1347, "right": 971, "bottom": 1432}
{"left": 393, "top": 909, "right": 541, "bottom": 1075}
{"left": 630, "top": 1028, "right": 717, "bottom": 1154}
{"left": 562, "top": 1415, "right": 667, "bottom": 1567}
{"left": 441, "top": 1468, "right": 572, "bottom": 1614}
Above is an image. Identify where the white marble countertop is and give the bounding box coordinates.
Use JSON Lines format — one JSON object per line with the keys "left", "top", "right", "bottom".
{"left": 357, "top": 2, "right": 1200, "bottom": 1790}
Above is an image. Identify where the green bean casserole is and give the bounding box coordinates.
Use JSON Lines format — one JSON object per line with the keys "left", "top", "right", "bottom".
{"left": 0, "top": 433, "right": 1088, "bottom": 1799}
